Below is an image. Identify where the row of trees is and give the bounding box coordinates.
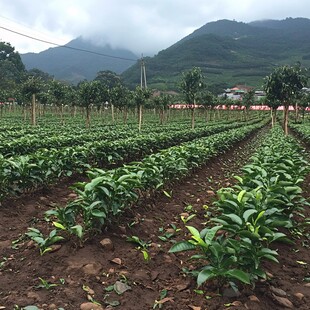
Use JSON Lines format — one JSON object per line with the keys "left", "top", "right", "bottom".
{"left": 1, "top": 41, "right": 309, "bottom": 131}
{"left": 180, "top": 66, "right": 309, "bottom": 132}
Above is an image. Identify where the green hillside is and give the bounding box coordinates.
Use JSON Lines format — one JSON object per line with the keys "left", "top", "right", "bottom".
{"left": 122, "top": 18, "right": 310, "bottom": 92}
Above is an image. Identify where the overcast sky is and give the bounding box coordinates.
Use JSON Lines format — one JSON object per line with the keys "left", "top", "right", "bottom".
{"left": 0, "top": 0, "right": 309, "bottom": 55}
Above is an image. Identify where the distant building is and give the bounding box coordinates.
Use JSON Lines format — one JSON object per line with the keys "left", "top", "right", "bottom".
{"left": 220, "top": 85, "right": 265, "bottom": 101}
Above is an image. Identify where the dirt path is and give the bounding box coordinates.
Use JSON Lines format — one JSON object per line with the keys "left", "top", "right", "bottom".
{"left": 0, "top": 125, "right": 309, "bottom": 310}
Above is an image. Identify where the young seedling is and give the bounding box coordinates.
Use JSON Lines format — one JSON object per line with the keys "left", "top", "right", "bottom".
{"left": 153, "top": 289, "right": 168, "bottom": 309}
{"left": 158, "top": 224, "right": 181, "bottom": 242}
{"left": 0, "top": 256, "right": 8, "bottom": 270}
{"left": 126, "top": 235, "right": 151, "bottom": 261}
{"left": 37, "top": 277, "right": 58, "bottom": 290}
{"left": 184, "top": 204, "right": 195, "bottom": 213}
{"left": 26, "top": 227, "right": 64, "bottom": 255}
{"left": 180, "top": 214, "right": 196, "bottom": 224}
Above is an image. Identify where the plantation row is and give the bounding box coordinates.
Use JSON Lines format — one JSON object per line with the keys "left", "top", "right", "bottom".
{"left": 0, "top": 117, "right": 259, "bottom": 157}
{"left": 0, "top": 117, "right": 265, "bottom": 201}
{"left": 32, "top": 120, "right": 267, "bottom": 245}
{"left": 290, "top": 122, "right": 310, "bottom": 144}
{"left": 170, "top": 125, "right": 309, "bottom": 287}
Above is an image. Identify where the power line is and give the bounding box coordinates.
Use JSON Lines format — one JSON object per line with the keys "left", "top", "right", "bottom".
{"left": 0, "top": 25, "right": 139, "bottom": 62}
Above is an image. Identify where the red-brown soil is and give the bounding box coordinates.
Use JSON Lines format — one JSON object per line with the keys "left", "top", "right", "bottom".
{"left": 0, "top": 127, "right": 309, "bottom": 310}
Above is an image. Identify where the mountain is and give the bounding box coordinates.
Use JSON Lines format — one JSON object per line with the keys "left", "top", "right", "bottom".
{"left": 122, "top": 18, "right": 310, "bottom": 92}
{"left": 21, "top": 37, "right": 138, "bottom": 84}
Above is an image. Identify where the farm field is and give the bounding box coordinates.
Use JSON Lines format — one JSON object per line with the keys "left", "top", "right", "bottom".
{"left": 0, "top": 112, "right": 309, "bottom": 310}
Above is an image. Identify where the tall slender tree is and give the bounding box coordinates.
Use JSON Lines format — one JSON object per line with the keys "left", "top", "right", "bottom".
{"left": 49, "top": 80, "right": 67, "bottom": 124}
{"left": 264, "top": 64, "right": 308, "bottom": 135}
{"left": 21, "top": 76, "right": 42, "bottom": 125}
{"left": 133, "top": 86, "right": 151, "bottom": 132}
{"left": 180, "top": 67, "right": 204, "bottom": 129}
{"left": 79, "top": 80, "right": 105, "bottom": 128}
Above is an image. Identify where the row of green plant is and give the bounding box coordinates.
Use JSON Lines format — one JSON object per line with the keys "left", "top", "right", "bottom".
{"left": 0, "top": 118, "right": 265, "bottom": 201}
{"left": 0, "top": 118, "right": 207, "bottom": 149}
{"left": 33, "top": 120, "right": 266, "bottom": 248}
{"left": 0, "top": 117, "right": 260, "bottom": 157}
{"left": 290, "top": 122, "right": 310, "bottom": 145}
{"left": 170, "top": 125, "right": 309, "bottom": 290}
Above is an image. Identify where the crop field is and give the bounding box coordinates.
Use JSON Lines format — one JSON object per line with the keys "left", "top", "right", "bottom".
{"left": 0, "top": 109, "right": 309, "bottom": 310}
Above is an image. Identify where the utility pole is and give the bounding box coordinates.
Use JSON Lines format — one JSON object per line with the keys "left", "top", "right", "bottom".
{"left": 138, "top": 54, "right": 147, "bottom": 132}
{"left": 140, "top": 54, "right": 147, "bottom": 89}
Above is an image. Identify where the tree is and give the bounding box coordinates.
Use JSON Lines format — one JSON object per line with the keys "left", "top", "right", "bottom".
{"left": 21, "top": 76, "right": 42, "bottom": 125}
{"left": 27, "top": 68, "right": 53, "bottom": 82}
{"left": 297, "top": 91, "right": 310, "bottom": 122}
{"left": 242, "top": 89, "right": 255, "bottom": 121}
{"left": 64, "top": 85, "right": 79, "bottom": 117}
{"left": 199, "top": 90, "right": 218, "bottom": 122}
{"left": 133, "top": 86, "right": 151, "bottom": 132}
{"left": 264, "top": 65, "right": 308, "bottom": 135}
{"left": 48, "top": 80, "right": 67, "bottom": 124}
{"left": 0, "top": 42, "right": 25, "bottom": 95}
{"left": 109, "top": 84, "right": 130, "bottom": 124}
{"left": 152, "top": 93, "right": 171, "bottom": 125}
{"left": 179, "top": 67, "right": 204, "bottom": 129}
{"left": 265, "top": 95, "right": 281, "bottom": 127}
{"left": 94, "top": 70, "right": 121, "bottom": 89}
{"left": 94, "top": 70, "right": 121, "bottom": 122}
{"left": 79, "top": 80, "right": 105, "bottom": 128}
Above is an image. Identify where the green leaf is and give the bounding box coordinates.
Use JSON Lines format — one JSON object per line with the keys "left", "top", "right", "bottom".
{"left": 197, "top": 269, "right": 214, "bottom": 286}
{"left": 225, "top": 269, "right": 251, "bottom": 284}
{"left": 186, "top": 226, "right": 200, "bottom": 239}
{"left": 234, "top": 175, "right": 243, "bottom": 184}
{"left": 71, "top": 225, "right": 83, "bottom": 239}
{"left": 169, "top": 241, "right": 196, "bottom": 253}
{"left": 204, "top": 226, "right": 223, "bottom": 245}
{"left": 84, "top": 176, "right": 104, "bottom": 191}
{"left": 238, "top": 230, "right": 260, "bottom": 241}
{"left": 53, "top": 221, "right": 66, "bottom": 230}
{"left": 263, "top": 254, "right": 279, "bottom": 263}
{"left": 224, "top": 214, "right": 243, "bottom": 226}
{"left": 237, "top": 190, "right": 246, "bottom": 203}
{"left": 141, "top": 250, "right": 149, "bottom": 261}
{"left": 243, "top": 209, "right": 257, "bottom": 222}
{"left": 91, "top": 210, "right": 106, "bottom": 218}
{"left": 253, "top": 210, "right": 265, "bottom": 225}
{"left": 163, "top": 190, "right": 171, "bottom": 198}
{"left": 117, "top": 174, "right": 137, "bottom": 183}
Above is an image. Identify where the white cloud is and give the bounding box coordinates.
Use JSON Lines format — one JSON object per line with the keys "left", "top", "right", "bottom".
{"left": 0, "top": 0, "right": 309, "bottom": 54}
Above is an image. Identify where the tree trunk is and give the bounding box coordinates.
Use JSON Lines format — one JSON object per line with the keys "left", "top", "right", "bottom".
{"left": 295, "top": 101, "right": 299, "bottom": 123}
{"left": 138, "top": 104, "right": 143, "bottom": 132}
{"left": 60, "top": 104, "right": 65, "bottom": 125}
{"left": 123, "top": 107, "right": 128, "bottom": 124}
{"left": 271, "top": 108, "right": 277, "bottom": 127}
{"left": 191, "top": 108, "right": 195, "bottom": 130}
{"left": 86, "top": 106, "right": 91, "bottom": 128}
{"left": 205, "top": 109, "right": 208, "bottom": 123}
{"left": 31, "top": 93, "right": 36, "bottom": 126}
{"left": 283, "top": 104, "right": 289, "bottom": 135}
{"left": 159, "top": 109, "right": 164, "bottom": 125}
{"left": 111, "top": 103, "right": 115, "bottom": 123}
{"left": 23, "top": 106, "right": 27, "bottom": 121}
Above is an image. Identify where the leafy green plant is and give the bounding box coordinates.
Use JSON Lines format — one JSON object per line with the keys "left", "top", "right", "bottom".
{"left": 180, "top": 214, "right": 196, "bottom": 224}
{"left": 127, "top": 235, "right": 151, "bottom": 261}
{"left": 153, "top": 289, "right": 168, "bottom": 309}
{"left": 170, "top": 225, "right": 251, "bottom": 287}
{"left": 158, "top": 224, "right": 180, "bottom": 242}
{"left": 25, "top": 227, "right": 64, "bottom": 255}
{"left": 36, "top": 277, "right": 58, "bottom": 290}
